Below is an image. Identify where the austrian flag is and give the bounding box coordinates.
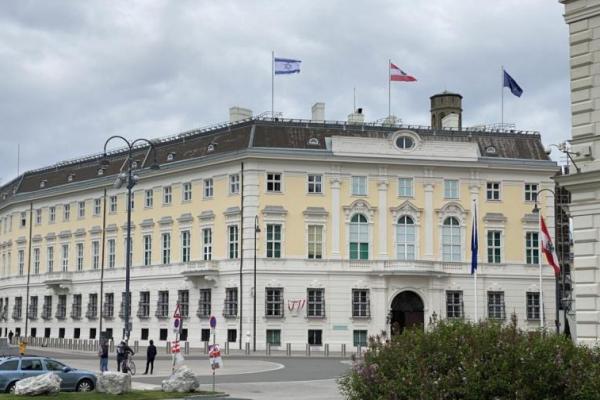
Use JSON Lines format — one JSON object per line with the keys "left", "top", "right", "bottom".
{"left": 540, "top": 216, "right": 560, "bottom": 277}
{"left": 390, "top": 63, "right": 416, "bottom": 82}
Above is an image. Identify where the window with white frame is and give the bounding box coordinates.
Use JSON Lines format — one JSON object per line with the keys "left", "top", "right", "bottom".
{"left": 266, "top": 329, "right": 281, "bottom": 346}
{"left": 181, "top": 230, "right": 191, "bottom": 262}
{"left": 265, "top": 288, "right": 284, "bottom": 318}
{"left": 20, "top": 211, "right": 26, "bottom": 227}
{"left": 94, "top": 198, "right": 101, "bottom": 216}
{"left": 156, "top": 291, "right": 169, "bottom": 318}
{"left": 33, "top": 248, "right": 40, "bottom": 275}
{"left": 203, "top": 228, "right": 212, "bottom": 260}
{"left": 162, "top": 233, "right": 171, "bottom": 264}
{"left": 266, "top": 173, "right": 282, "bottom": 192}
{"left": 444, "top": 179, "right": 459, "bottom": 199}
{"left": 524, "top": 183, "right": 538, "bottom": 202}
{"left": 442, "top": 217, "right": 461, "bottom": 262}
{"left": 138, "top": 291, "right": 150, "bottom": 319}
{"left": 307, "top": 288, "right": 325, "bottom": 318}
{"left": 92, "top": 241, "right": 99, "bottom": 270}
{"left": 78, "top": 201, "right": 85, "bottom": 218}
{"left": 307, "top": 175, "right": 322, "bottom": 194}
{"left": 163, "top": 186, "right": 172, "bottom": 205}
{"left": 228, "top": 225, "right": 238, "bottom": 259}
{"left": 352, "top": 289, "right": 370, "bottom": 318}
{"left": 396, "top": 216, "right": 415, "bottom": 260}
{"left": 178, "top": 290, "right": 189, "bottom": 318}
{"left": 224, "top": 288, "right": 238, "bottom": 318}
{"left": 104, "top": 293, "right": 114, "bottom": 318}
{"left": 349, "top": 214, "right": 369, "bottom": 260}
{"left": 486, "top": 182, "right": 500, "bottom": 201}
{"left": 145, "top": 189, "right": 153, "bottom": 208}
{"left": 351, "top": 176, "right": 367, "bottom": 196}
{"left": 107, "top": 239, "right": 115, "bottom": 269}
{"left": 18, "top": 250, "right": 24, "bottom": 276}
{"left": 49, "top": 206, "right": 56, "bottom": 223}
{"left": 307, "top": 225, "right": 323, "bottom": 259}
{"left": 526, "top": 292, "right": 540, "bottom": 320}
{"left": 487, "top": 231, "right": 502, "bottom": 263}
{"left": 526, "top": 232, "right": 539, "bottom": 264}
{"left": 229, "top": 174, "right": 240, "bottom": 194}
{"left": 109, "top": 196, "right": 117, "bottom": 213}
{"left": 204, "top": 178, "right": 213, "bottom": 198}
{"left": 266, "top": 224, "right": 282, "bottom": 258}
{"left": 487, "top": 291, "right": 505, "bottom": 320}
{"left": 182, "top": 182, "right": 192, "bottom": 201}
{"left": 308, "top": 329, "right": 322, "bottom": 346}
{"left": 353, "top": 330, "right": 368, "bottom": 347}
{"left": 47, "top": 246, "right": 54, "bottom": 273}
{"left": 198, "top": 288, "right": 211, "bottom": 318}
{"left": 143, "top": 235, "right": 152, "bottom": 266}
{"left": 63, "top": 204, "right": 70, "bottom": 221}
{"left": 446, "top": 290, "right": 463, "bottom": 319}
{"left": 61, "top": 244, "right": 69, "bottom": 272}
{"left": 87, "top": 293, "right": 98, "bottom": 319}
{"left": 398, "top": 178, "right": 413, "bottom": 197}
{"left": 76, "top": 243, "right": 84, "bottom": 271}
{"left": 35, "top": 209, "right": 42, "bottom": 225}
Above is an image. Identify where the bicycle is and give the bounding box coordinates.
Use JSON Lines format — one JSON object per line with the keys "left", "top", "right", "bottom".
{"left": 121, "top": 354, "right": 136, "bottom": 376}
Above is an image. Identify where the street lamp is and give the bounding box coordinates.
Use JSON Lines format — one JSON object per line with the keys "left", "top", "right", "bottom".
{"left": 101, "top": 136, "right": 159, "bottom": 342}
{"left": 253, "top": 215, "right": 260, "bottom": 352}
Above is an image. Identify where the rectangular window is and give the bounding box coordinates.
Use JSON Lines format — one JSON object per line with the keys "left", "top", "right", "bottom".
{"left": 266, "top": 173, "right": 282, "bottom": 192}
{"left": 143, "top": 235, "right": 152, "bottom": 266}
{"left": 94, "top": 199, "right": 102, "bottom": 216}
{"left": 307, "top": 288, "right": 325, "bottom": 318}
{"left": 63, "top": 204, "right": 70, "bottom": 221}
{"left": 71, "top": 294, "right": 82, "bottom": 319}
{"left": 353, "top": 330, "right": 368, "bottom": 347}
{"left": 227, "top": 329, "right": 237, "bottom": 343}
{"left": 228, "top": 225, "right": 239, "bottom": 259}
{"left": 156, "top": 290, "right": 169, "bottom": 319}
{"left": 526, "top": 292, "right": 540, "bottom": 320}
{"left": 229, "top": 174, "right": 240, "bottom": 194}
{"left": 56, "top": 294, "right": 67, "bottom": 320}
{"left": 20, "top": 211, "right": 26, "bottom": 227}
{"left": 265, "top": 288, "right": 284, "bottom": 318}
{"left": 47, "top": 246, "right": 54, "bottom": 273}
{"left": 266, "top": 224, "right": 282, "bottom": 258}
{"left": 352, "top": 289, "right": 370, "bottom": 318}
{"left": 109, "top": 196, "right": 117, "bottom": 213}
{"left": 145, "top": 189, "right": 153, "bottom": 208}
{"left": 398, "top": 178, "right": 413, "bottom": 197}
{"left": 35, "top": 209, "right": 42, "bottom": 225}
{"left": 446, "top": 290, "right": 463, "bottom": 319}
{"left": 159, "top": 329, "right": 168, "bottom": 341}
{"left": 487, "top": 231, "right": 502, "bottom": 263}
{"left": 92, "top": 241, "right": 100, "bottom": 270}
{"left": 138, "top": 291, "right": 150, "bottom": 319}
{"left": 163, "top": 186, "right": 172, "bottom": 205}
{"left": 178, "top": 290, "right": 189, "bottom": 318}
{"left": 266, "top": 329, "right": 281, "bottom": 346}
{"left": 140, "top": 328, "right": 149, "bottom": 340}
{"left": 18, "top": 250, "right": 24, "bottom": 276}
{"left": 29, "top": 296, "right": 38, "bottom": 320}
{"left": 49, "top": 207, "right": 56, "bottom": 223}
{"left": 14, "top": 297, "right": 22, "bottom": 320}
{"left": 487, "top": 291, "right": 505, "bottom": 320}
{"left": 307, "top": 175, "right": 322, "bottom": 194}
{"left": 224, "top": 288, "right": 238, "bottom": 318}
{"left": 61, "top": 244, "right": 69, "bottom": 272}
{"left": 33, "top": 248, "right": 40, "bottom": 275}
{"left": 204, "top": 178, "right": 213, "bottom": 198}
{"left": 183, "top": 182, "right": 192, "bottom": 202}
{"left": 42, "top": 296, "right": 52, "bottom": 320}
{"left": 107, "top": 239, "right": 116, "bottom": 268}
{"left": 181, "top": 230, "right": 191, "bottom": 263}
{"left": 486, "top": 182, "right": 500, "bottom": 201}
{"left": 308, "top": 329, "right": 322, "bottom": 346}
{"left": 202, "top": 228, "right": 212, "bottom": 260}
{"left": 197, "top": 288, "right": 211, "bottom": 318}
{"left": 104, "top": 293, "right": 114, "bottom": 319}
{"left": 307, "top": 225, "right": 323, "bottom": 259}
{"left": 444, "top": 179, "right": 459, "bottom": 199}
{"left": 201, "top": 329, "right": 211, "bottom": 342}
{"left": 78, "top": 201, "right": 85, "bottom": 218}
{"left": 525, "top": 183, "right": 538, "bottom": 202}
{"left": 352, "top": 176, "right": 367, "bottom": 196}
{"left": 76, "top": 243, "right": 84, "bottom": 271}
{"left": 86, "top": 293, "right": 97, "bottom": 319}
{"left": 119, "top": 291, "right": 131, "bottom": 319}
{"left": 526, "top": 232, "right": 539, "bottom": 264}
{"left": 162, "top": 233, "right": 171, "bottom": 264}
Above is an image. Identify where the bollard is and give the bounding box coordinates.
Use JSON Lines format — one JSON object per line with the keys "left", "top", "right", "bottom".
{"left": 224, "top": 341, "right": 229, "bottom": 355}
{"left": 324, "top": 343, "right": 329, "bottom": 357}
{"left": 306, "top": 343, "right": 311, "bottom": 357}
{"left": 286, "top": 343, "right": 291, "bottom": 356}
{"left": 245, "top": 342, "right": 250, "bottom": 355}
{"left": 166, "top": 341, "right": 171, "bottom": 354}
{"left": 266, "top": 343, "right": 271, "bottom": 356}
{"left": 184, "top": 341, "right": 190, "bottom": 355}
{"left": 109, "top": 340, "right": 114, "bottom": 352}
{"left": 134, "top": 340, "right": 139, "bottom": 353}
{"left": 341, "top": 343, "right": 346, "bottom": 358}
{"left": 204, "top": 341, "right": 209, "bottom": 354}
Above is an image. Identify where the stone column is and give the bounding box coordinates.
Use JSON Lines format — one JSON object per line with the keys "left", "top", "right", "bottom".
{"left": 378, "top": 180, "right": 388, "bottom": 259}
{"left": 330, "top": 177, "right": 341, "bottom": 259}
{"left": 423, "top": 182, "right": 435, "bottom": 260}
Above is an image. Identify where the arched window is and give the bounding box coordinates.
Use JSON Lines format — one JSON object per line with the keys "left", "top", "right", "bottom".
{"left": 396, "top": 216, "right": 415, "bottom": 260}
{"left": 349, "top": 214, "right": 369, "bottom": 260}
{"left": 442, "top": 217, "right": 461, "bottom": 261}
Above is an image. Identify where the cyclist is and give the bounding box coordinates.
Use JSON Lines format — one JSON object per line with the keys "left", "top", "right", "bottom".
{"left": 116, "top": 341, "right": 135, "bottom": 373}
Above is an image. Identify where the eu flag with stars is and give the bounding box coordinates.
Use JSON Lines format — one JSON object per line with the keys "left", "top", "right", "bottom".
{"left": 503, "top": 70, "right": 523, "bottom": 97}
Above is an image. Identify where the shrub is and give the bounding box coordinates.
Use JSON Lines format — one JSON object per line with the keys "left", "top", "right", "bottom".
{"left": 338, "top": 318, "right": 600, "bottom": 400}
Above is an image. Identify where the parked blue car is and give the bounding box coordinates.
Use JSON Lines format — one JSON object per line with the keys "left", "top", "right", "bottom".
{"left": 0, "top": 356, "right": 96, "bottom": 393}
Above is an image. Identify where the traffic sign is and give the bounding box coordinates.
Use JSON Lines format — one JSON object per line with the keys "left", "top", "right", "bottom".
{"left": 209, "top": 315, "right": 217, "bottom": 329}
{"left": 173, "top": 303, "right": 181, "bottom": 319}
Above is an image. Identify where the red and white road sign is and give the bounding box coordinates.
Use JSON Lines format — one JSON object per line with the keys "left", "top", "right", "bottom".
{"left": 209, "top": 344, "right": 222, "bottom": 369}
{"left": 172, "top": 304, "right": 182, "bottom": 332}
{"left": 171, "top": 339, "right": 180, "bottom": 354}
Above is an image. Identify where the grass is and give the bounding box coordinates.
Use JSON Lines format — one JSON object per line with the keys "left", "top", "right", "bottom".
{"left": 0, "top": 390, "right": 220, "bottom": 399}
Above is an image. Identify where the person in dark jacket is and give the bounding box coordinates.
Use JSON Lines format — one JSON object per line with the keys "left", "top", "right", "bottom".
{"left": 143, "top": 339, "right": 157, "bottom": 375}
{"left": 116, "top": 341, "right": 134, "bottom": 372}
{"left": 98, "top": 340, "right": 109, "bottom": 372}
{"left": 7, "top": 330, "right": 13, "bottom": 344}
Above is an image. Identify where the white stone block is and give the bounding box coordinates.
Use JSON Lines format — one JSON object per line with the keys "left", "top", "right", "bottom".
{"left": 15, "top": 372, "right": 61, "bottom": 396}
{"left": 161, "top": 365, "right": 200, "bottom": 393}
{"left": 96, "top": 371, "right": 131, "bottom": 395}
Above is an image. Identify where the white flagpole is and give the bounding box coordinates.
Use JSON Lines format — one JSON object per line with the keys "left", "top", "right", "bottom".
{"left": 271, "top": 51, "right": 275, "bottom": 117}
{"left": 501, "top": 65, "right": 504, "bottom": 126}
{"left": 388, "top": 59, "right": 391, "bottom": 117}
{"left": 539, "top": 211, "right": 544, "bottom": 329}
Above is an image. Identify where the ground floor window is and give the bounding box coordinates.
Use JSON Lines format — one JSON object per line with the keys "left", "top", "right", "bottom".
{"left": 141, "top": 328, "right": 149, "bottom": 341}
{"left": 266, "top": 329, "right": 281, "bottom": 346}
{"left": 308, "top": 329, "right": 322, "bottom": 346}
{"left": 89, "top": 328, "right": 96, "bottom": 339}
{"left": 180, "top": 329, "right": 188, "bottom": 341}
{"left": 73, "top": 328, "right": 80, "bottom": 339}
{"left": 30, "top": 328, "right": 37, "bottom": 338}
{"left": 159, "top": 328, "right": 168, "bottom": 341}
{"left": 201, "top": 329, "right": 211, "bottom": 342}
{"left": 227, "top": 329, "right": 237, "bottom": 343}
{"left": 58, "top": 328, "right": 65, "bottom": 338}
{"left": 526, "top": 292, "right": 540, "bottom": 320}
{"left": 353, "top": 330, "right": 367, "bottom": 347}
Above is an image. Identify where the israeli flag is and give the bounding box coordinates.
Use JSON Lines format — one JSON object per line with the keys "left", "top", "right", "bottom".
{"left": 274, "top": 57, "right": 301, "bottom": 74}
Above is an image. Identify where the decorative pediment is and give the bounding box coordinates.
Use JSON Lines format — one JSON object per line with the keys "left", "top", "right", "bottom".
{"left": 262, "top": 205, "right": 288, "bottom": 218}
{"left": 197, "top": 211, "right": 215, "bottom": 222}
{"left": 223, "top": 207, "right": 241, "bottom": 222}
{"left": 343, "top": 200, "right": 376, "bottom": 222}
{"left": 16, "top": 236, "right": 27, "bottom": 245}
{"left": 390, "top": 200, "right": 422, "bottom": 223}
{"left": 352, "top": 279, "right": 369, "bottom": 289}
{"left": 521, "top": 213, "right": 538, "bottom": 225}
{"left": 58, "top": 230, "right": 72, "bottom": 239}
{"left": 158, "top": 216, "right": 174, "bottom": 226}
{"left": 88, "top": 225, "right": 103, "bottom": 235}
{"left": 120, "top": 223, "right": 135, "bottom": 232}
{"left": 177, "top": 213, "right": 194, "bottom": 224}
{"left": 487, "top": 282, "right": 502, "bottom": 292}
{"left": 307, "top": 279, "right": 324, "bottom": 288}
{"left": 139, "top": 219, "right": 155, "bottom": 229}
{"left": 303, "top": 207, "right": 328, "bottom": 223}
{"left": 105, "top": 224, "right": 118, "bottom": 233}
{"left": 483, "top": 212, "right": 507, "bottom": 223}
{"left": 436, "top": 201, "right": 468, "bottom": 224}
{"left": 74, "top": 228, "right": 86, "bottom": 238}
{"left": 45, "top": 232, "right": 56, "bottom": 241}
{"left": 265, "top": 278, "right": 283, "bottom": 288}
{"left": 32, "top": 234, "right": 43, "bottom": 243}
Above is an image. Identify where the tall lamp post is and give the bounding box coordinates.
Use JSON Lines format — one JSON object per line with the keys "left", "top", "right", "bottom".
{"left": 101, "top": 136, "right": 159, "bottom": 342}
{"left": 532, "top": 188, "right": 559, "bottom": 334}
{"left": 253, "top": 215, "right": 260, "bottom": 352}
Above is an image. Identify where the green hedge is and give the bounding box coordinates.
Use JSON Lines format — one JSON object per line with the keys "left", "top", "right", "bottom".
{"left": 338, "top": 317, "right": 600, "bottom": 400}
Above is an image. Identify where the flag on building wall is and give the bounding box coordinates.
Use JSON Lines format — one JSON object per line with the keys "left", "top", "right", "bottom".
{"left": 390, "top": 63, "right": 416, "bottom": 82}
{"left": 503, "top": 70, "right": 523, "bottom": 97}
{"left": 471, "top": 205, "right": 478, "bottom": 274}
{"left": 274, "top": 57, "right": 301, "bottom": 74}
{"left": 540, "top": 215, "right": 561, "bottom": 277}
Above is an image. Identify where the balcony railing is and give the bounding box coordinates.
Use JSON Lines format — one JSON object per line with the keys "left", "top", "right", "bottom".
{"left": 155, "top": 303, "right": 169, "bottom": 319}
{"left": 70, "top": 307, "right": 82, "bottom": 320}
{"left": 28, "top": 306, "right": 38, "bottom": 320}
{"left": 85, "top": 308, "right": 97, "bottom": 320}
{"left": 137, "top": 304, "right": 150, "bottom": 319}
{"left": 12, "top": 307, "right": 22, "bottom": 321}
{"left": 41, "top": 307, "right": 52, "bottom": 320}
{"left": 55, "top": 308, "right": 66, "bottom": 320}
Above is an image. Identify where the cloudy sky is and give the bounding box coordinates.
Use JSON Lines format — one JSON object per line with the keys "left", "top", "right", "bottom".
{"left": 0, "top": 0, "right": 569, "bottom": 181}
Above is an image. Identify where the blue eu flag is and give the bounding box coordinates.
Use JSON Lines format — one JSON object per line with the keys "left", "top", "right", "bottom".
{"left": 503, "top": 70, "right": 523, "bottom": 97}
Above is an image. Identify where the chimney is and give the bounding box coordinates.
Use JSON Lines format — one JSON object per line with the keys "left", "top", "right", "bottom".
{"left": 430, "top": 91, "right": 462, "bottom": 129}
{"left": 229, "top": 106, "right": 253, "bottom": 123}
{"left": 347, "top": 107, "right": 365, "bottom": 124}
{"left": 311, "top": 102, "right": 325, "bottom": 122}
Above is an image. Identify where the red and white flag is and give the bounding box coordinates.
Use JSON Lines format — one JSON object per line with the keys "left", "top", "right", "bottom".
{"left": 390, "top": 63, "right": 416, "bottom": 82}
{"left": 540, "top": 216, "right": 560, "bottom": 277}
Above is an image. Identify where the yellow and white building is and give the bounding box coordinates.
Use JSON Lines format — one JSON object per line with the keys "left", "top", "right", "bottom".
{"left": 0, "top": 93, "right": 559, "bottom": 349}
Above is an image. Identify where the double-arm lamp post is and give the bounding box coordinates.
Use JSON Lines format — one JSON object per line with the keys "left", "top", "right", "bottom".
{"left": 101, "top": 136, "right": 159, "bottom": 342}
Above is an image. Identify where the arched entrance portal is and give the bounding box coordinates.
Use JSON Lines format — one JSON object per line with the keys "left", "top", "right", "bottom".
{"left": 390, "top": 291, "right": 424, "bottom": 335}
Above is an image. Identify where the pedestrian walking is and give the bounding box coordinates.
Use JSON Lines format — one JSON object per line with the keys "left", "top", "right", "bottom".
{"left": 8, "top": 330, "right": 13, "bottom": 344}
{"left": 143, "top": 339, "right": 157, "bottom": 375}
{"left": 98, "top": 340, "right": 109, "bottom": 372}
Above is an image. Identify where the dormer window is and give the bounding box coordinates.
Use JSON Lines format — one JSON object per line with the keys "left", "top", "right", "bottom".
{"left": 207, "top": 144, "right": 215, "bottom": 153}
{"left": 308, "top": 137, "right": 320, "bottom": 146}
{"left": 67, "top": 173, "right": 75, "bottom": 182}
{"left": 485, "top": 146, "right": 497, "bottom": 155}
{"left": 167, "top": 152, "right": 176, "bottom": 161}
{"left": 97, "top": 168, "right": 104, "bottom": 176}
{"left": 40, "top": 180, "right": 47, "bottom": 188}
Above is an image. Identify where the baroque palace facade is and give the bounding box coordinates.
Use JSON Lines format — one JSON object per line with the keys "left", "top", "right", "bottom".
{"left": 0, "top": 93, "right": 559, "bottom": 349}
